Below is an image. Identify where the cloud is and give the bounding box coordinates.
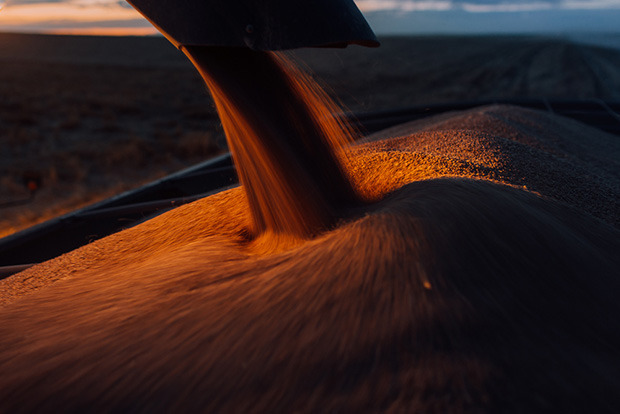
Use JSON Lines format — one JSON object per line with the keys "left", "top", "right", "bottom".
{"left": 6, "top": 0, "right": 129, "bottom": 6}
{"left": 5, "top": 1, "right": 620, "bottom": 13}
{"left": 356, "top": 1, "right": 453, "bottom": 12}
{"left": 355, "top": 0, "right": 620, "bottom": 13}
{"left": 460, "top": 1, "right": 554, "bottom": 12}
{"left": 0, "top": 0, "right": 152, "bottom": 35}
{"left": 6, "top": 0, "right": 66, "bottom": 5}
{"left": 562, "top": 0, "right": 620, "bottom": 9}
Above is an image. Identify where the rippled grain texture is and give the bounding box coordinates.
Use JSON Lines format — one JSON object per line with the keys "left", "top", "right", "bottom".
{"left": 1, "top": 103, "right": 619, "bottom": 412}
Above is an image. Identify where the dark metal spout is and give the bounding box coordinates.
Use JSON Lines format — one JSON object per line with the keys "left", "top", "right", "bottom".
{"left": 126, "top": 0, "right": 378, "bottom": 50}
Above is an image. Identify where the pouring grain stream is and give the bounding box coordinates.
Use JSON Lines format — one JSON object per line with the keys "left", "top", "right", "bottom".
{"left": 183, "top": 46, "right": 361, "bottom": 240}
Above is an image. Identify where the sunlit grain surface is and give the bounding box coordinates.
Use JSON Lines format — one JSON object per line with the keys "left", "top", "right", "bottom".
{"left": 1, "top": 104, "right": 619, "bottom": 412}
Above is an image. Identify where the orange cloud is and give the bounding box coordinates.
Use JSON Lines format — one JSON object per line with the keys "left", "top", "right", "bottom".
{"left": 0, "top": 3, "right": 156, "bottom": 35}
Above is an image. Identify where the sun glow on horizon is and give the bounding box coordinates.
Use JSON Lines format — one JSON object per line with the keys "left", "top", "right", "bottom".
{"left": 46, "top": 26, "right": 157, "bottom": 36}
{"left": 1, "top": 0, "right": 620, "bottom": 36}
{"left": 0, "top": 2, "right": 155, "bottom": 36}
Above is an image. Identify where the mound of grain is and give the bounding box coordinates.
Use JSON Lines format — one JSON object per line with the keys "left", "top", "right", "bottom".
{"left": 1, "top": 105, "right": 618, "bottom": 413}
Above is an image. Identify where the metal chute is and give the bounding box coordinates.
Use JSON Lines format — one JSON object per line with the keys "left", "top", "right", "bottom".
{"left": 125, "top": 0, "right": 378, "bottom": 50}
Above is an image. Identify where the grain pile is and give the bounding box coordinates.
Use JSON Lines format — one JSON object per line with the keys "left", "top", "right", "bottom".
{"left": 1, "top": 105, "right": 619, "bottom": 412}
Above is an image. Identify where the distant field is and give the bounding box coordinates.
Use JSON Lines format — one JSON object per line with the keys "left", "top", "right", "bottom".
{"left": 567, "top": 32, "right": 620, "bottom": 52}
{"left": 1, "top": 32, "right": 620, "bottom": 237}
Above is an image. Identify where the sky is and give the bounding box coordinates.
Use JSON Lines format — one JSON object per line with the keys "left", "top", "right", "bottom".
{"left": 0, "top": 0, "right": 619, "bottom": 36}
